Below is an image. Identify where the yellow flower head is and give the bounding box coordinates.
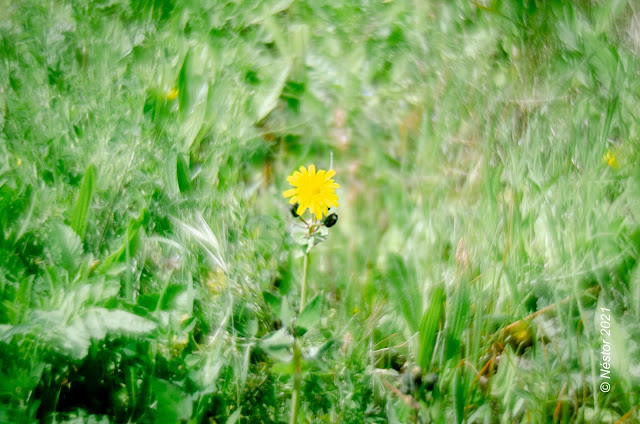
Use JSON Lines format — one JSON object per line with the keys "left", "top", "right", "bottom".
{"left": 283, "top": 165, "right": 340, "bottom": 220}
{"left": 166, "top": 88, "right": 179, "bottom": 100}
{"left": 602, "top": 151, "right": 618, "bottom": 169}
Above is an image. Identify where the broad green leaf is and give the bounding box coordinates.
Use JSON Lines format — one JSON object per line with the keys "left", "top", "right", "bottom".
{"left": 260, "top": 328, "right": 294, "bottom": 350}
{"left": 263, "top": 291, "right": 282, "bottom": 316}
{"left": 260, "top": 328, "right": 293, "bottom": 362}
{"left": 152, "top": 379, "right": 193, "bottom": 423}
{"left": 70, "top": 164, "right": 95, "bottom": 239}
{"left": 296, "top": 294, "right": 322, "bottom": 336}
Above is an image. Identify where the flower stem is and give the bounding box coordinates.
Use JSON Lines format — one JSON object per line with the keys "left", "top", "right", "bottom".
{"left": 299, "top": 253, "right": 309, "bottom": 313}
{"left": 289, "top": 339, "right": 302, "bottom": 424}
{"left": 290, "top": 251, "right": 310, "bottom": 424}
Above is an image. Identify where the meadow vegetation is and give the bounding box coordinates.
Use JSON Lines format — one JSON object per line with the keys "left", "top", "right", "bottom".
{"left": 1, "top": 0, "right": 640, "bottom": 422}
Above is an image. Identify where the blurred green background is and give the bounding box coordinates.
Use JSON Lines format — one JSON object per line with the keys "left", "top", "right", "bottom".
{"left": 1, "top": 0, "right": 640, "bottom": 422}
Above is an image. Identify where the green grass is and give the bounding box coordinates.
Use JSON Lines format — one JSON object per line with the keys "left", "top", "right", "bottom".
{"left": 1, "top": 0, "right": 640, "bottom": 423}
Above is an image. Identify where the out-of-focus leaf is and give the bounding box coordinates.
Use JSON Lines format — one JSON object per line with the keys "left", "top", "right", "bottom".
{"left": 176, "top": 154, "right": 190, "bottom": 193}
{"left": 225, "top": 408, "right": 242, "bottom": 424}
{"left": 97, "top": 209, "right": 148, "bottom": 272}
{"left": 34, "top": 308, "right": 156, "bottom": 360}
{"left": 452, "top": 367, "right": 465, "bottom": 424}
{"left": 70, "top": 164, "right": 95, "bottom": 239}
{"left": 152, "top": 379, "right": 193, "bottom": 423}
{"left": 446, "top": 282, "right": 470, "bottom": 360}
{"left": 386, "top": 254, "right": 422, "bottom": 333}
{"left": 260, "top": 328, "right": 293, "bottom": 362}
{"left": 47, "top": 222, "right": 82, "bottom": 273}
{"left": 296, "top": 294, "right": 322, "bottom": 336}
{"left": 418, "top": 285, "right": 445, "bottom": 370}
{"left": 263, "top": 291, "right": 282, "bottom": 316}
{"left": 253, "top": 62, "right": 291, "bottom": 121}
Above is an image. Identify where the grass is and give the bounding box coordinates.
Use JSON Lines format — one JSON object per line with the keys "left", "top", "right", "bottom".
{"left": 1, "top": 0, "right": 640, "bottom": 423}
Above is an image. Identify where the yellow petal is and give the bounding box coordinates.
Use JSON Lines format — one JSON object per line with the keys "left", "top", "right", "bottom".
{"left": 314, "top": 207, "right": 322, "bottom": 220}
{"left": 299, "top": 166, "right": 308, "bottom": 175}
{"left": 283, "top": 188, "right": 298, "bottom": 198}
{"left": 325, "top": 169, "right": 335, "bottom": 179}
{"left": 297, "top": 204, "right": 306, "bottom": 215}
{"left": 308, "top": 164, "right": 316, "bottom": 176}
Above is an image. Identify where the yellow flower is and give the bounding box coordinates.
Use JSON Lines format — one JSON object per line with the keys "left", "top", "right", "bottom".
{"left": 166, "top": 88, "right": 179, "bottom": 100}
{"left": 602, "top": 151, "right": 618, "bottom": 169}
{"left": 283, "top": 165, "right": 340, "bottom": 220}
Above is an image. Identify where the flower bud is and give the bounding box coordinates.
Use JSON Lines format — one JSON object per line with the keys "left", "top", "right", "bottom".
{"left": 324, "top": 213, "right": 338, "bottom": 227}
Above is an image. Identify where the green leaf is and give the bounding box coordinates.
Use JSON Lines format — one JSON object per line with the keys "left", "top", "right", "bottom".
{"left": 97, "top": 209, "right": 148, "bottom": 272}
{"left": 260, "top": 328, "right": 294, "bottom": 350}
{"left": 152, "top": 379, "right": 193, "bottom": 423}
{"left": 418, "top": 285, "right": 445, "bottom": 370}
{"left": 263, "top": 291, "right": 282, "bottom": 316}
{"left": 445, "top": 283, "right": 470, "bottom": 360}
{"left": 47, "top": 222, "right": 83, "bottom": 273}
{"left": 160, "top": 284, "right": 188, "bottom": 310}
{"left": 296, "top": 294, "right": 322, "bottom": 336}
{"left": 225, "top": 408, "right": 242, "bottom": 424}
{"left": 260, "top": 328, "right": 293, "bottom": 362}
{"left": 452, "top": 367, "right": 465, "bottom": 424}
{"left": 52, "top": 308, "right": 156, "bottom": 360}
{"left": 176, "top": 154, "right": 190, "bottom": 193}
{"left": 90, "top": 308, "right": 157, "bottom": 334}
{"left": 70, "top": 164, "right": 95, "bottom": 239}
{"left": 253, "top": 61, "right": 291, "bottom": 121}
{"left": 386, "top": 254, "right": 422, "bottom": 333}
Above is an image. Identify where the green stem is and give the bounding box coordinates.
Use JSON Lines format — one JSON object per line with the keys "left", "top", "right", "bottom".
{"left": 299, "top": 253, "right": 309, "bottom": 313}
{"left": 290, "top": 251, "right": 310, "bottom": 424}
{"left": 289, "top": 339, "right": 301, "bottom": 424}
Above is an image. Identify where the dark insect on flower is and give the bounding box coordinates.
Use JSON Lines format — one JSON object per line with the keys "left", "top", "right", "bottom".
{"left": 324, "top": 213, "right": 338, "bottom": 227}
{"left": 290, "top": 203, "right": 300, "bottom": 218}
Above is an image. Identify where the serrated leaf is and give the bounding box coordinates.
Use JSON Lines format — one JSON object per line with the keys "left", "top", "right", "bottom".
{"left": 48, "top": 222, "right": 83, "bottom": 273}
{"left": 70, "top": 164, "right": 95, "bottom": 239}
